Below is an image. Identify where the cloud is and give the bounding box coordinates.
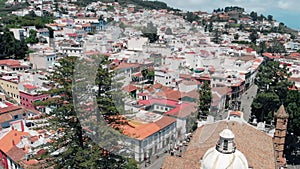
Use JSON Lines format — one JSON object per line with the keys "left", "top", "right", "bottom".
{"left": 277, "top": 0, "right": 299, "bottom": 11}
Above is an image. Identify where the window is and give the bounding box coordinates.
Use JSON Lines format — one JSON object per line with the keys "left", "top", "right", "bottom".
{"left": 142, "top": 140, "right": 147, "bottom": 147}
{"left": 223, "top": 140, "right": 228, "bottom": 151}
{"left": 14, "top": 115, "right": 18, "bottom": 119}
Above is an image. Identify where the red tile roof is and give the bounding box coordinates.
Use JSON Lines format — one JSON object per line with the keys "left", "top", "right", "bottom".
{"left": 153, "top": 83, "right": 163, "bottom": 89}
{"left": 123, "top": 123, "right": 160, "bottom": 140}
{"left": 121, "top": 116, "right": 176, "bottom": 140}
{"left": 0, "top": 60, "right": 21, "bottom": 67}
{"left": 0, "top": 130, "right": 30, "bottom": 153}
{"left": 6, "top": 146, "right": 25, "bottom": 162}
{"left": 155, "top": 116, "right": 176, "bottom": 129}
{"left": 289, "top": 77, "right": 300, "bottom": 83}
{"left": 0, "top": 105, "right": 22, "bottom": 115}
{"left": 289, "top": 52, "right": 300, "bottom": 58}
{"left": 23, "top": 84, "right": 37, "bottom": 90}
{"left": 162, "top": 121, "right": 276, "bottom": 169}
{"left": 22, "top": 159, "right": 39, "bottom": 165}
{"left": 0, "top": 113, "right": 12, "bottom": 123}
{"left": 123, "top": 84, "right": 139, "bottom": 92}
{"left": 114, "top": 62, "right": 140, "bottom": 70}
{"left": 263, "top": 53, "right": 281, "bottom": 59}
{"left": 182, "top": 89, "right": 199, "bottom": 99}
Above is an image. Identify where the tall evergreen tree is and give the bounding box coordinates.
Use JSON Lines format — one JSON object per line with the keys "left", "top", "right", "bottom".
{"left": 72, "top": 54, "right": 137, "bottom": 168}
{"left": 198, "top": 81, "right": 212, "bottom": 118}
{"left": 36, "top": 56, "right": 93, "bottom": 168}
{"left": 37, "top": 56, "right": 138, "bottom": 168}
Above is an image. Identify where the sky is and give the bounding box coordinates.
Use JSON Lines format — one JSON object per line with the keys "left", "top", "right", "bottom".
{"left": 159, "top": 0, "right": 300, "bottom": 31}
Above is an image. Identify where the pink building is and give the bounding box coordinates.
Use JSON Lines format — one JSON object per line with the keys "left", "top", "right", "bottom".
{"left": 20, "top": 84, "right": 48, "bottom": 111}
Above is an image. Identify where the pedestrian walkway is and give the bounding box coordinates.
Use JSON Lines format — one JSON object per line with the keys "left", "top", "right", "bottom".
{"left": 240, "top": 85, "right": 258, "bottom": 122}
{"left": 140, "top": 141, "right": 190, "bottom": 169}
{"left": 140, "top": 149, "right": 169, "bottom": 169}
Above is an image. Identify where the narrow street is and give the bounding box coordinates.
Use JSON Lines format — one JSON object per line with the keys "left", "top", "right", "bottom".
{"left": 240, "top": 85, "right": 258, "bottom": 122}
{"left": 140, "top": 142, "right": 189, "bottom": 169}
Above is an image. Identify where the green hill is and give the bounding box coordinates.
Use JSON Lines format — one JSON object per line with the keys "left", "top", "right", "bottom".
{"left": 75, "top": 0, "right": 180, "bottom": 11}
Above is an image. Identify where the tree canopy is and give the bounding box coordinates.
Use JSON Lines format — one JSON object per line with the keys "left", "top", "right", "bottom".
{"left": 37, "top": 56, "right": 138, "bottom": 168}
{"left": 251, "top": 60, "right": 294, "bottom": 125}
{"left": 141, "top": 22, "right": 158, "bottom": 43}
{"left": 25, "top": 29, "right": 39, "bottom": 44}
{"left": 0, "top": 28, "right": 28, "bottom": 59}
{"left": 198, "top": 81, "right": 212, "bottom": 118}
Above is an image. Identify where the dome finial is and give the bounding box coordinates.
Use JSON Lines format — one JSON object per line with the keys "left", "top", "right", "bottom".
{"left": 216, "top": 129, "right": 236, "bottom": 153}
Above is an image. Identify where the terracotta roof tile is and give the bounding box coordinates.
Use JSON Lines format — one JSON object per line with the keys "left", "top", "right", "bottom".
{"left": 155, "top": 116, "right": 176, "bottom": 129}
{"left": 0, "top": 130, "right": 30, "bottom": 153}
{"left": 123, "top": 84, "right": 139, "bottom": 92}
{"left": 162, "top": 121, "right": 276, "bottom": 169}
{"left": 182, "top": 89, "right": 199, "bottom": 99}
{"left": 122, "top": 123, "right": 160, "bottom": 140}
{"left": 0, "top": 60, "right": 21, "bottom": 67}
{"left": 23, "top": 84, "right": 37, "bottom": 90}
{"left": 153, "top": 83, "right": 163, "bottom": 89}
{"left": 0, "top": 113, "right": 12, "bottom": 123}
{"left": 6, "top": 146, "right": 25, "bottom": 162}
{"left": 0, "top": 106, "right": 22, "bottom": 115}
{"left": 114, "top": 62, "right": 140, "bottom": 70}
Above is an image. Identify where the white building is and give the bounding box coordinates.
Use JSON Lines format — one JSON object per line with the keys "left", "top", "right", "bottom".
{"left": 29, "top": 51, "right": 57, "bottom": 70}
{"left": 127, "top": 37, "right": 148, "bottom": 51}
{"left": 121, "top": 111, "right": 177, "bottom": 163}
{"left": 154, "top": 68, "right": 179, "bottom": 87}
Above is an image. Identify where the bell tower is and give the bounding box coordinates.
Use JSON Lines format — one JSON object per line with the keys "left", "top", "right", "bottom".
{"left": 273, "top": 105, "right": 288, "bottom": 168}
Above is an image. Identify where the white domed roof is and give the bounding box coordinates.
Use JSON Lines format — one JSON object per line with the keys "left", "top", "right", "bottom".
{"left": 201, "top": 148, "right": 248, "bottom": 169}
{"left": 201, "top": 129, "right": 248, "bottom": 169}
{"left": 219, "top": 128, "right": 234, "bottom": 139}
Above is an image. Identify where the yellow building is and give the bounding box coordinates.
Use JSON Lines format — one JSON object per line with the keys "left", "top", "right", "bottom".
{"left": 0, "top": 77, "right": 20, "bottom": 103}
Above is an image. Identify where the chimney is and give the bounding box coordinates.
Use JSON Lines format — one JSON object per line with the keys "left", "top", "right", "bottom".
{"left": 21, "top": 120, "right": 25, "bottom": 132}
{"left": 12, "top": 139, "right": 15, "bottom": 146}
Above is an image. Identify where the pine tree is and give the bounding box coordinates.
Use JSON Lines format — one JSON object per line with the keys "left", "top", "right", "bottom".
{"left": 36, "top": 56, "right": 92, "bottom": 168}
{"left": 198, "top": 81, "right": 212, "bottom": 118}
{"left": 37, "top": 55, "right": 138, "bottom": 168}
{"left": 73, "top": 54, "right": 137, "bottom": 168}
